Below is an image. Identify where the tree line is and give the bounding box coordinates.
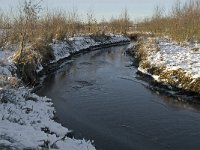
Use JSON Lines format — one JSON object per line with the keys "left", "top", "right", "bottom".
{"left": 137, "top": 0, "right": 200, "bottom": 42}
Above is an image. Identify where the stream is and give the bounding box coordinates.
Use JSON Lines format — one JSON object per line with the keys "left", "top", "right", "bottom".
{"left": 37, "top": 44, "right": 200, "bottom": 150}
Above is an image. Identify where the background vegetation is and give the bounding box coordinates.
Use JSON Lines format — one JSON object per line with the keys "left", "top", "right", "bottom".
{"left": 0, "top": 0, "right": 132, "bottom": 48}
{"left": 137, "top": 0, "right": 200, "bottom": 42}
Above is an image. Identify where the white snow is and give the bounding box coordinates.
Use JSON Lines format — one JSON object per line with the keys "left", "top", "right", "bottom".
{"left": 138, "top": 37, "right": 200, "bottom": 85}
{"left": 50, "top": 35, "right": 129, "bottom": 63}
{"left": 69, "top": 36, "right": 98, "bottom": 53}
{"left": 50, "top": 41, "right": 71, "bottom": 63}
{"left": 0, "top": 49, "right": 14, "bottom": 76}
{"left": 109, "top": 34, "right": 130, "bottom": 41}
{"left": 0, "top": 49, "right": 17, "bottom": 89}
{"left": 36, "top": 64, "right": 44, "bottom": 73}
{"left": 148, "top": 39, "right": 200, "bottom": 78}
{"left": 0, "top": 66, "right": 11, "bottom": 76}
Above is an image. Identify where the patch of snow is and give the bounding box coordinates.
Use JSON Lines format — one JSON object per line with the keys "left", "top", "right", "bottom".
{"left": 0, "top": 49, "right": 16, "bottom": 89}
{"left": 106, "top": 34, "right": 130, "bottom": 44}
{"left": 50, "top": 41, "right": 71, "bottom": 63}
{"left": 0, "top": 49, "right": 14, "bottom": 68}
{"left": 0, "top": 88, "right": 95, "bottom": 150}
{"left": 36, "top": 64, "right": 44, "bottom": 73}
{"left": 152, "top": 75, "right": 160, "bottom": 82}
{"left": 0, "top": 66, "right": 11, "bottom": 76}
{"left": 69, "top": 36, "right": 98, "bottom": 53}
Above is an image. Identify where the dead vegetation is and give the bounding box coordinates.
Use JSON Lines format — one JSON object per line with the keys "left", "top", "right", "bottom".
{"left": 0, "top": 75, "right": 20, "bottom": 89}
{"left": 151, "top": 67, "right": 200, "bottom": 93}
{"left": 0, "top": 1, "right": 132, "bottom": 49}
{"left": 137, "top": 0, "right": 200, "bottom": 42}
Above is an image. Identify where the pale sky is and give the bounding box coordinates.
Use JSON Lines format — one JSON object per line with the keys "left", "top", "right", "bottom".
{"left": 0, "top": 0, "right": 188, "bottom": 21}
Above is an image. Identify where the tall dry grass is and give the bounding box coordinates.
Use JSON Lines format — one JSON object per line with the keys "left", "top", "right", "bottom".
{"left": 0, "top": 1, "right": 132, "bottom": 49}
{"left": 138, "top": 0, "right": 200, "bottom": 42}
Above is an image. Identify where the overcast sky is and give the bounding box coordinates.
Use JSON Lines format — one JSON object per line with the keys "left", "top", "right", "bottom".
{"left": 0, "top": 0, "right": 188, "bottom": 21}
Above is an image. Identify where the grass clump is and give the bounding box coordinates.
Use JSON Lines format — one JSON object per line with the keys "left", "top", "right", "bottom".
{"left": 31, "top": 39, "right": 54, "bottom": 64}
{"left": 13, "top": 46, "right": 42, "bottom": 84}
{"left": 134, "top": 40, "right": 147, "bottom": 61}
{"left": 147, "top": 66, "right": 200, "bottom": 93}
{"left": 158, "top": 68, "right": 200, "bottom": 93}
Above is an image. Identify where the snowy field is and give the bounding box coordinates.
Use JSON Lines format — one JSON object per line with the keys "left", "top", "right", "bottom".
{"left": 0, "top": 35, "right": 129, "bottom": 149}
{"left": 137, "top": 37, "right": 200, "bottom": 92}
{"left": 150, "top": 39, "right": 200, "bottom": 78}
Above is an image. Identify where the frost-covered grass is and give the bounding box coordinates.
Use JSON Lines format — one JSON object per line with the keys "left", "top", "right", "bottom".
{"left": 0, "top": 49, "right": 18, "bottom": 89}
{"left": 132, "top": 36, "right": 200, "bottom": 93}
{"left": 152, "top": 40, "right": 200, "bottom": 79}
{"left": 0, "top": 49, "right": 14, "bottom": 76}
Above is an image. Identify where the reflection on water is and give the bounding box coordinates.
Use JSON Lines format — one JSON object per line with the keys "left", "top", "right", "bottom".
{"left": 151, "top": 91, "right": 200, "bottom": 112}
{"left": 37, "top": 44, "right": 200, "bottom": 150}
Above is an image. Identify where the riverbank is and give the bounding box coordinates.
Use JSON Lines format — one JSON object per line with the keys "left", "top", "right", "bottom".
{"left": 39, "top": 34, "right": 130, "bottom": 77}
{"left": 0, "top": 34, "right": 130, "bottom": 149}
{"left": 128, "top": 35, "right": 200, "bottom": 95}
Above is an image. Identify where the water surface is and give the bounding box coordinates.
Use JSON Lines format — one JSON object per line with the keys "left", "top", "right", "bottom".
{"left": 37, "top": 45, "right": 200, "bottom": 150}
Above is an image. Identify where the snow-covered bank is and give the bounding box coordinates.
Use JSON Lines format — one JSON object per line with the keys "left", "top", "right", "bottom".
{"left": 49, "top": 34, "right": 130, "bottom": 63}
{"left": 36, "top": 34, "right": 129, "bottom": 78}
{"left": 0, "top": 34, "right": 130, "bottom": 149}
{"left": 129, "top": 36, "right": 200, "bottom": 94}
{"left": 0, "top": 88, "right": 95, "bottom": 150}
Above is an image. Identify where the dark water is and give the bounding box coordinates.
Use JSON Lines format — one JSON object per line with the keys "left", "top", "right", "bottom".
{"left": 37, "top": 45, "right": 200, "bottom": 150}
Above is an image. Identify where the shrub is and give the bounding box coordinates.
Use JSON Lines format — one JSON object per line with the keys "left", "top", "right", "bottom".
{"left": 32, "top": 39, "right": 54, "bottom": 64}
